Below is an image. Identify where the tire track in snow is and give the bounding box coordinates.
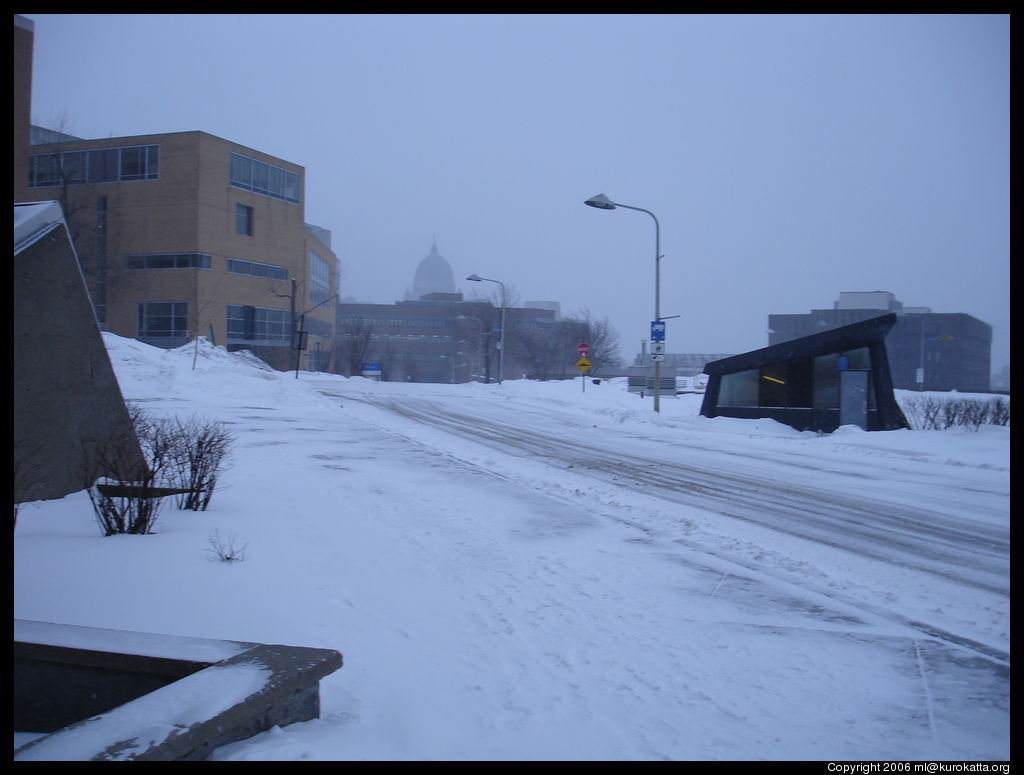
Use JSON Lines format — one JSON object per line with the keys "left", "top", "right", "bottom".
{"left": 320, "top": 389, "right": 1010, "bottom": 665}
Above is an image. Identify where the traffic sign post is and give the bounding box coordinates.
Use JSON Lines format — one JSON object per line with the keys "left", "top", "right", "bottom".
{"left": 576, "top": 355, "right": 592, "bottom": 393}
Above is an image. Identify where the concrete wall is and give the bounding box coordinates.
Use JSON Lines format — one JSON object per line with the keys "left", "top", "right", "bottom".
{"left": 14, "top": 620, "right": 343, "bottom": 761}
{"left": 14, "top": 204, "right": 147, "bottom": 503}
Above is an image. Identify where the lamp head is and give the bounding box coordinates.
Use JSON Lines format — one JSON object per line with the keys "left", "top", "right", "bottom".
{"left": 466, "top": 274, "right": 483, "bottom": 282}
{"left": 584, "top": 193, "right": 616, "bottom": 210}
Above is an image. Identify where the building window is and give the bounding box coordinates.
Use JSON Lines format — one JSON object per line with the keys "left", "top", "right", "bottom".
{"left": 308, "top": 251, "right": 331, "bottom": 306}
{"left": 718, "top": 368, "right": 761, "bottom": 408}
{"left": 127, "top": 253, "right": 212, "bottom": 269}
{"left": 27, "top": 153, "right": 60, "bottom": 187}
{"left": 138, "top": 301, "right": 188, "bottom": 340}
{"left": 227, "top": 304, "right": 292, "bottom": 345}
{"left": 229, "top": 152, "right": 300, "bottom": 204}
{"left": 88, "top": 148, "right": 120, "bottom": 183}
{"left": 227, "top": 257, "right": 288, "bottom": 281}
{"left": 29, "top": 144, "right": 159, "bottom": 188}
{"left": 305, "top": 316, "right": 333, "bottom": 339}
{"left": 61, "top": 151, "right": 89, "bottom": 184}
{"left": 236, "top": 204, "right": 254, "bottom": 236}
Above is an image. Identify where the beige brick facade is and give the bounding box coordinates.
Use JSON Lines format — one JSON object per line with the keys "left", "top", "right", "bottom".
{"left": 17, "top": 131, "right": 336, "bottom": 372}
{"left": 14, "top": 18, "right": 336, "bottom": 373}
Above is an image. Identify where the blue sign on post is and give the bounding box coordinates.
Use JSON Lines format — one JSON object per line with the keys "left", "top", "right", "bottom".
{"left": 651, "top": 321, "right": 666, "bottom": 342}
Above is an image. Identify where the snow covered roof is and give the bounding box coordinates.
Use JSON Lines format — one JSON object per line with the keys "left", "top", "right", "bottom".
{"left": 14, "top": 200, "right": 66, "bottom": 255}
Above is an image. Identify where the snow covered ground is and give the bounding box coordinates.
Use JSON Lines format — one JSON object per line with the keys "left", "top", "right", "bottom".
{"left": 14, "top": 335, "right": 1010, "bottom": 761}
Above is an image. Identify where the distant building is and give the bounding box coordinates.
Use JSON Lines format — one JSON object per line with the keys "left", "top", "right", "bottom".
{"left": 768, "top": 292, "right": 991, "bottom": 392}
{"left": 337, "top": 242, "right": 566, "bottom": 383}
{"left": 13, "top": 16, "right": 337, "bottom": 373}
{"left": 634, "top": 352, "right": 735, "bottom": 377}
{"left": 336, "top": 296, "right": 559, "bottom": 383}
{"left": 524, "top": 300, "right": 561, "bottom": 319}
{"left": 991, "top": 366, "right": 1010, "bottom": 392}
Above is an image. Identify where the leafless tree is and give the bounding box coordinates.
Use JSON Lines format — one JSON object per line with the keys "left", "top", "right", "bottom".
{"left": 512, "top": 327, "right": 561, "bottom": 380}
{"left": 562, "top": 308, "right": 623, "bottom": 377}
{"left": 334, "top": 318, "right": 378, "bottom": 377}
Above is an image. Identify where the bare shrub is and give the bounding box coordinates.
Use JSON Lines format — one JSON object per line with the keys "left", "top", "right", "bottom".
{"left": 169, "top": 417, "right": 233, "bottom": 511}
{"left": 207, "top": 529, "right": 246, "bottom": 562}
{"left": 81, "top": 406, "right": 236, "bottom": 534}
{"left": 988, "top": 397, "right": 1011, "bottom": 426}
{"left": 84, "top": 404, "right": 177, "bottom": 536}
{"left": 899, "top": 394, "right": 1011, "bottom": 432}
{"left": 13, "top": 440, "right": 48, "bottom": 530}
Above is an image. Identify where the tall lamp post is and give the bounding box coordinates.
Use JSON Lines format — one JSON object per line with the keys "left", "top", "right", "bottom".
{"left": 584, "top": 193, "right": 664, "bottom": 412}
{"left": 466, "top": 273, "right": 507, "bottom": 384}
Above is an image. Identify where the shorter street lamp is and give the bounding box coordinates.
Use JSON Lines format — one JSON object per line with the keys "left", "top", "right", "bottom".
{"left": 294, "top": 292, "right": 337, "bottom": 379}
{"left": 466, "top": 274, "right": 507, "bottom": 384}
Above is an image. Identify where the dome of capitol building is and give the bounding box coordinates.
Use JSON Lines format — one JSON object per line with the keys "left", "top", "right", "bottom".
{"left": 406, "top": 239, "right": 456, "bottom": 300}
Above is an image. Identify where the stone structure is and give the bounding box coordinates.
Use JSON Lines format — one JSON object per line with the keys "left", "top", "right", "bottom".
{"left": 14, "top": 620, "right": 342, "bottom": 761}
{"left": 14, "top": 201, "right": 147, "bottom": 504}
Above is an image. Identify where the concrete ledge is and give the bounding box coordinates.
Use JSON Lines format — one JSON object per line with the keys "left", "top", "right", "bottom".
{"left": 13, "top": 620, "right": 343, "bottom": 761}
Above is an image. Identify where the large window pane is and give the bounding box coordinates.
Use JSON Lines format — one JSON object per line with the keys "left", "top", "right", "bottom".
{"left": 230, "top": 153, "right": 252, "bottom": 188}
{"left": 127, "top": 253, "right": 211, "bottom": 270}
{"left": 308, "top": 251, "right": 331, "bottom": 306}
{"left": 228, "top": 151, "right": 300, "bottom": 204}
{"left": 31, "top": 144, "right": 158, "bottom": 187}
{"left": 121, "top": 147, "right": 145, "bottom": 180}
{"left": 227, "top": 304, "right": 291, "bottom": 345}
{"left": 146, "top": 145, "right": 160, "bottom": 179}
{"left": 62, "top": 151, "right": 88, "bottom": 184}
{"left": 719, "top": 369, "right": 759, "bottom": 407}
{"left": 813, "top": 354, "right": 840, "bottom": 409}
{"left": 227, "top": 257, "right": 287, "bottom": 280}
{"left": 138, "top": 301, "right": 187, "bottom": 339}
{"left": 251, "top": 162, "right": 269, "bottom": 194}
{"left": 268, "top": 166, "right": 284, "bottom": 199}
{"left": 88, "top": 148, "right": 119, "bottom": 183}
{"left": 282, "top": 171, "right": 299, "bottom": 203}
{"left": 28, "top": 154, "right": 60, "bottom": 187}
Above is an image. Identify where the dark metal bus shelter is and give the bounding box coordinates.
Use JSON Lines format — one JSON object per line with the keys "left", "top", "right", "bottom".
{"left": 700, "top": 314, "right": 909, "bottom": 433}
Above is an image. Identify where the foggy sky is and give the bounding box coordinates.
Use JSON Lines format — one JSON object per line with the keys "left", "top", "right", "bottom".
{"left": 23, "top": 14, "right": 1010, "bottom": 370}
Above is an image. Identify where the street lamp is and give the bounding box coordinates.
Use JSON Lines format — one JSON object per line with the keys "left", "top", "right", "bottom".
{"left": 293, "top": 291, "right": 338, "bottom": 379}
{"left": 466, "top": 273, "right": 507, "bottom": 384}
{"left": 584, "top": 193, "right": 664, "bottom": 412}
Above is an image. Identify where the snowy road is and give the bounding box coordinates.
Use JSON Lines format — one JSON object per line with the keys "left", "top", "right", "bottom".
{"left": 311, "top": 380, "right": 1010, "bottom": 666}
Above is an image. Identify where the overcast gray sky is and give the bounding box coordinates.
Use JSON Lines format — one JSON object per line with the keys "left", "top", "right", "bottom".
{"left": 25, "top": 14, "right": 1009, "bottom": 371}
